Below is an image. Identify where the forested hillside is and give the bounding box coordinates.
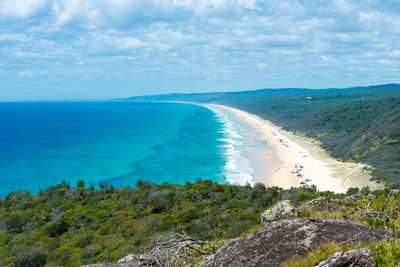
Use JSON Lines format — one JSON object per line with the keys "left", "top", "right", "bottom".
{"left": 2, "top": 180, "right": 399, "bottom": 266}
{"left": 0, "top": 180, "right": 323, "bottom": 266}
{"left": 302, "top": 98, "right": 400, "bottom": 187}
{"left": 125, "top": 84, "right": 400, "bottom": 188}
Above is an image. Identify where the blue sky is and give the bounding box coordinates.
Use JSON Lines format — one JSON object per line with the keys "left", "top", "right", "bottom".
{"left": 1, "top": 0, "right": 400, "bottom": 100}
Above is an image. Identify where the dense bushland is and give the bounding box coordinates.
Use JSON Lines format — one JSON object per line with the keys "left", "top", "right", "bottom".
{"left": 1, "top": 180, "right": 398, "bottom": 266}
{"left": 0, "top": 180, "right": 324, "bottom": 266}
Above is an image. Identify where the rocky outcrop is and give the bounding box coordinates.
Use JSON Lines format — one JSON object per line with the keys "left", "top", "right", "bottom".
{"left": 261, "top": 200, "right": 298, "bottom": 226}
{"left": 201, "top": 218, "right": 397, "bottom": 267}
{"left": 300, "top": 200, "right": 342, "bottom": 213}
{"left": 337, "top": 194, "right": 364, "bottom": 203}
{"left": 316, "top": 248, "right": 374, "bottom": 267}
{"left": 81, "top": 255, "right": 142, "bottom": 267}
{"left": 81, "top": 231, "right": 206, "bottom": 267}
{"left": 81, "top": 262, "right": 135, "bottom": 267}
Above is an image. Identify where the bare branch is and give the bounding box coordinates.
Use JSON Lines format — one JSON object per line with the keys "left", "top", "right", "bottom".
{"left": 381, "top": 190, "right": 393, "bottom": 213}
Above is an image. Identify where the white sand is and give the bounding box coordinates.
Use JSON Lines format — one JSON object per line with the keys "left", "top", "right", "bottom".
{"left": 209, "top": 104, "right": 382, "bottom": 193}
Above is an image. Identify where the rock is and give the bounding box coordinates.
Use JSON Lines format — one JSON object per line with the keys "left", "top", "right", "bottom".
{"left": 261, "top": 200, "right": 298, "bottom": 226}
{"left": 81, "top": 254, "right": 140, "bottom": 267}
{"left": 316, "top": 248, "right": 374, "bottom": 267}
{"left": 81, "top": 253, "right": 166, "bottom": 266}
{"left": 81, "top": 263, "right": 133, "bottom": 267}
{"left": 201, "top": 218, "right": 398, "bottom": 267}
{"left": 117, "top": 254, "right": 135, "bottom": 263}
{"left": 81, "top": 254, "right": 157, "bottom": 267}
{"left": 307, "top": 196, "right": 329, "bottom": 204}
{"left": 300, "top": 202, "right": 342, "bottom": 213}
{"left": 337, "top": 194, "right": 364, "bottom": 203}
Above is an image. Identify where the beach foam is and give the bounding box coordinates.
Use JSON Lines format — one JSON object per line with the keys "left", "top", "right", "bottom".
{"left": 206, "top": 104, "right": 272, "bottom": 186}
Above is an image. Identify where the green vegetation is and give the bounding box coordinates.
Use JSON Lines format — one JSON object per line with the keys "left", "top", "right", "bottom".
{"left": 2, "top": 180, "right": 400, "bottom": 266}
{"left": 0, "top": 180, "right": 322, "bottom": 266}
{"left": 282, "top": 240, "right": 400, "bottom": 267}
{"left": 301, "top": 98, "right": 400, "bottom": 188}
{"left": 283, "top": 188, "right": 400, "bottom": 266}
{"left": 2, "top": 84, "right": 400, "bottom": 266}
{"left": 126, "top": 84, "right": 400, "bottom": 188}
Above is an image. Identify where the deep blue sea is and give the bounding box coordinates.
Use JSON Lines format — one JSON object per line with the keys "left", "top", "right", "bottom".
{"left": 0, "top": 102, "right": 271, "bottom": 196}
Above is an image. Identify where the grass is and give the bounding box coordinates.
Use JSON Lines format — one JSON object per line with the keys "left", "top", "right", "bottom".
{"left": 283, "top": 194, "right": 400, "bottom": 266}
{"left": 281, "top": 239, "right": 400, "bottom": 266}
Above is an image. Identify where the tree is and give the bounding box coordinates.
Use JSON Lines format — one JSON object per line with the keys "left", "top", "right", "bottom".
{"left": 46, "top": 217, "right": 69, "bottom": 237}
{"left": 361, "top": 186, "right": 371, "bottom": 195}
{"left": 10, "top": 246, "right": 47, "bottom": 267}
{"left": 4, "top": 212, "right": 28, "bottom": 233}
{"left": 77, "top": 180, "right": 85, "bottom": 188}
{"left": 346, "top": 187, "right": 360, "bottom": 196}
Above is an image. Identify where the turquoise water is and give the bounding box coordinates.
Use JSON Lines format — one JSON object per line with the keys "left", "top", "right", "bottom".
{"left": 0, "top": 101, "right": 274, "bottom": 197}
{"left": 0, "top": 102, "right": 230, "bottom": 196}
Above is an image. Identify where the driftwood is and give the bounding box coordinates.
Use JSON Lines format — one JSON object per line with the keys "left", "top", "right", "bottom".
{"left": 129, "top": 229, "right": 210, "bottom": 267}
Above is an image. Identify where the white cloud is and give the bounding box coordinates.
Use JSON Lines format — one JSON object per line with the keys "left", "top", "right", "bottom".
{"left": 1, "top": 0, "right": 400, "bottom": 99}
{"left": 17, "top": 71, "right": 32, "bottom": 76}
{"left": 237, "top": 0, "right": 257, "bottom": 9}
{"left": 359, "top": 11, "right": 400, "bottom": 32}
{"left": 0, "top": 33, "right": 29, "bottom": 42}
{"left": 391, "top": 50, "right": 400, "bottom": 58}
{"left": 321, "top": 55, "right": 333, "bottom": 62}
{"left": 51, "top": 0, "right": 96, "bottom": 26}
{"left": 216, "top": 39, "right": 230, "bottom": 47}
{"left": 145, "top": 26, "right": 186, "bottom": 43}
{"left": 114, "top": 37, "right": 145, "bottom": 49}
{"left": 253, "top": 34, "right": 301, "bottom": 47}
{"left": 380, "top": 59, "right": 392, "bottom": 65}
{"left": 0, "top": 0, "right": 48, "bottom": 19}
{"left": 257, "top": 63, "right": 268, "bottom": 68}
{"left": 332, "top": 0, "right": 355, "bottom": 13}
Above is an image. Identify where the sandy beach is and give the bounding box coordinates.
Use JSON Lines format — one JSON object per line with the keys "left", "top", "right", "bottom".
{"left": 208, "top": 104, "right": 382, "bottom": 193}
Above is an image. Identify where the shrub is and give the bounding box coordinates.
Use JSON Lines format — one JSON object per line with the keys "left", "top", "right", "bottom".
{"left": 158, "top": 215, "right": 176, "bottom": 231}
{"left": 77, "top": 232, "right": 94, "bottom": 248}
{"left": 77, "top": 180, "right": 85, "bottom": 188}
{"left": 3, "top": 212, "right": 29, "bottom": 233}
{"left": 360, "top": 186, "right": 371, "bottom": 195}
{"left": 9, "top": 246, "right": 47, "bottom": 267}
{"left": 99, "top": 224, "right": 111, "bottom": 235}
{"left": 81, "top": 245, "right": 101, "bottom": 260}
{"left": 346, "top": 187, "right": 360, "bottom": 195}
{"left": 178, "top": 208, "right": 199, "bottom": 223}
{"left": 150, "top": 197, "right": 168, "bottom": 213}
{"left": 46, "top": 218, "right": 69, "bottom": 237}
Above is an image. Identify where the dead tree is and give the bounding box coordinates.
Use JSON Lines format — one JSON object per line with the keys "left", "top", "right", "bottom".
{"left": 128, "top": 230, "right": 210, "bottom": 266}
{"left": 352, "top": 191, "right": 396, "bottom": 229}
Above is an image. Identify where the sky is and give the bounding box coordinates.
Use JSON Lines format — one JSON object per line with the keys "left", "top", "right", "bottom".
{"left": 1, "top": 0, "right": 400, "bottom": 100}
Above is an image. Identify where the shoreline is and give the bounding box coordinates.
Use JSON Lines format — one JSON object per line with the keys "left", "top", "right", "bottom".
{"left": 204, "top": 103, "right": 272, "bottom": 186}
{"left": 205, "top": 104, "right": 382, "bottom": 193}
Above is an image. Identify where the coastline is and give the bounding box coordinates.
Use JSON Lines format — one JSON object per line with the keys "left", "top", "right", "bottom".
{"left": 204, "top": 103, "right": 272, "bottom": 186}
{"left": 204, "top": 104, "right": 382, "bottom": 193}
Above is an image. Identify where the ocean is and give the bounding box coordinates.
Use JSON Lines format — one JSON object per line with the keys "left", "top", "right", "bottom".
{"left": 0, "top": 101, "right": 271, "bottom": 196}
